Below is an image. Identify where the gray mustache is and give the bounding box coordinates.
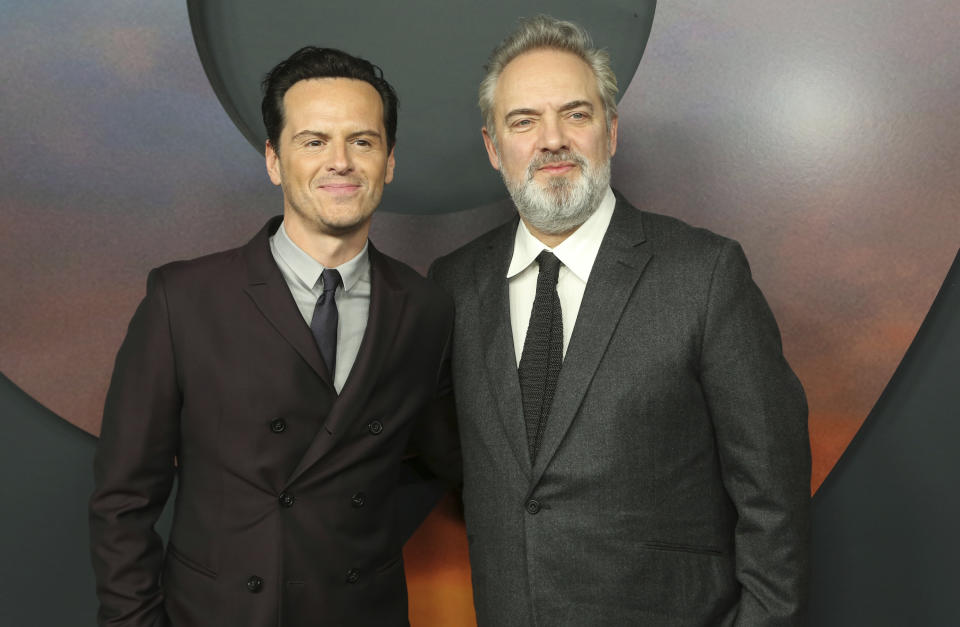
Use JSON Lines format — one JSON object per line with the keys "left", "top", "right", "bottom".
{"left": 527, "top": 151, "right": 587, "bottom": 177}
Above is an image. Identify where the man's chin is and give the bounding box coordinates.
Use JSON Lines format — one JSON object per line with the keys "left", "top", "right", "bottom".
{"left": 518, "top": 211, "right": 592, "bottom": 236}
{"left": 290, "top": 206, "right": 375, "bottom": 238}
{"left": 316, "top": 215, "right": 373, "bottom": 237}
{"left": 514, "top": 192, "right": 594, "bottom": 227}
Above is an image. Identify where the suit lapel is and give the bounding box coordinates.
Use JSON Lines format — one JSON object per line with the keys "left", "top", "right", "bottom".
{"left": 477, "top": 219, "right": 532, "bottom": 478}
{"left": 242, "top": 217, "right": 333, "bottom": 387}
{"left": 288, "top": 242, "right": 406, "bottom": 484}
{"left": 529, "top": 198, "right": 653, "bottom": 487}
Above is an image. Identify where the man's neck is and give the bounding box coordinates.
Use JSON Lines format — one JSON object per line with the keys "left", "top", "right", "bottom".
{"left": 283, "top": 215, "right": 370, "bottom": 268}
{"left": 521, "top": 217, "right": 582, "bottom": 249}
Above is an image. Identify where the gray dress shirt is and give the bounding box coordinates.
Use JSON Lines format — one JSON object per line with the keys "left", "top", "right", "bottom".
{"left": 269, "top": 222, "right": 370, "bottom": 393}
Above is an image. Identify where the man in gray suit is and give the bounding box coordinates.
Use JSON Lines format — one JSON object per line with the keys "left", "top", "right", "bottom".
{"left": 430, "top": 16, "right": 810, "bottom": 626}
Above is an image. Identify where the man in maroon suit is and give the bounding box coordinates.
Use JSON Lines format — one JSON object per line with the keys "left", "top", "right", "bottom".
{"left": 89, "top": 47, "right": 459, "bottom": 627}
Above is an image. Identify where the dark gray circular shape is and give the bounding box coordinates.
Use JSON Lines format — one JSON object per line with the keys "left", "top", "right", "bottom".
{"left": 187, "top": 1, "right": 655, "bottom": 214}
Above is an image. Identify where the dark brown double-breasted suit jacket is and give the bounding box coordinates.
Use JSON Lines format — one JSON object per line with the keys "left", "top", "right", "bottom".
{"left": 90, "top": 217, "right": 459, "bottom": 627}
{"left": 430, "top": 194, "right": 810, "bottom": 626}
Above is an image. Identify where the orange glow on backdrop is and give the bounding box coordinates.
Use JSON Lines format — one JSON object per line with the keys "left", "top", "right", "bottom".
{"left": 404, "top": 494, "right": 477, "bottom": 626}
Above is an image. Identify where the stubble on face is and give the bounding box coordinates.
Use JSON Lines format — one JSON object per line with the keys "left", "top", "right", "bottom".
{"left": 267, "top": 78, "right": 394, "bottom": 241}
{"left": 280, "top": 165, "right": 374, "bottom": 237}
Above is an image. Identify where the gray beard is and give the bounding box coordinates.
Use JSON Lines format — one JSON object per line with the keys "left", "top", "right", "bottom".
{"left": 500, "top": 149, "right": 610, "bottom": 235}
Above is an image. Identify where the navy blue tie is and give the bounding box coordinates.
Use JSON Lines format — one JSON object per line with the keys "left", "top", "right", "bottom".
{"left": 518, "top": 251, "right": 564, "bottom": 462}
{"left": 311, "top": 268, "right": 341, "bottom": 381}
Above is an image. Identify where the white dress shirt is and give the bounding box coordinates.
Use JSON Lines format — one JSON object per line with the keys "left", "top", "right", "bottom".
{"left": 508, "top": 187, "right": 616, "bottom": 365}
{"left": 269, "top": 222, "right": 370, "bottom": 393}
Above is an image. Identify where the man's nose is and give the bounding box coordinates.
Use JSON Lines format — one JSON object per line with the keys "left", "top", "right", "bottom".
{"left": 538, "top": 115, "right": 569, "bottom": 153}
{"left": 326, "top": 141, "right": 353, "bottom": 173}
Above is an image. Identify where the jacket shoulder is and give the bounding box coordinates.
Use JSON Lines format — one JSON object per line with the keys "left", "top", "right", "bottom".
{"left": 429, "top": 219, "right": 515, "bottom": 286}
{"left": 374, "top": 248, "right": 453, "bottom": 314}
{"left": 604, "top": 193, "right": 750, "bottom": 290}
{"left": 150, "top": 244, "right": 245, "bottom": 295}
{"left": 640, "top": 209, "right": 735, "bottom": 254}
{"left": 631, "top": 207, "right": 747, "bottom": 278}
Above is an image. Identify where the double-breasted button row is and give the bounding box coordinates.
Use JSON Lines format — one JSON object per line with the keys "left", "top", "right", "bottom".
{"left": 367, "top": 420, "right": 383, "bottom": 435}
{"left": 252, "top": 569, "right": 363, "bottom": 592}
{"left": 281, "top": 490, "right": 365, "bottom": 509}
{"left": 269, "top": 418, "right": 287, "bottom": 433}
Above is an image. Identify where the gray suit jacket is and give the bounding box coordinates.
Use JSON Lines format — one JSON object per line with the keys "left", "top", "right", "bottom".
{"left": 430, "top": 195, "right": 810, "bottom": 626}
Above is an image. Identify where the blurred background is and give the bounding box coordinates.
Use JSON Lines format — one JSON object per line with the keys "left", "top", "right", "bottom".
{"left": 1, "top": 1, "right": 957, "bottom": 625}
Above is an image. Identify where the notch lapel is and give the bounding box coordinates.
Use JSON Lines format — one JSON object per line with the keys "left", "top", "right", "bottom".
{"left": 287, "top": 242, "right": 406, "bottom": 484}
{"left": 242, "top": 217, "right": 333, "bottom": 388}
{"left": 477, "top": 220, "right": 532, "bottom": 479}
{"left": 529, "top": 200, "right": 653, "bottom": 487}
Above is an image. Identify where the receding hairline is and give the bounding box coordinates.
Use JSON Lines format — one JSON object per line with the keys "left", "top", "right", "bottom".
{"left": 278, "top": 78, "right": 389, "bottom": 133}
{"left": 478, "top": 17, "right": 620, "bottom": 142}
{"left": 489, "top": 49, "right": 611, "bottom": 125}
{"left": 282, "top": 75, "right": 386, "bottom": 100}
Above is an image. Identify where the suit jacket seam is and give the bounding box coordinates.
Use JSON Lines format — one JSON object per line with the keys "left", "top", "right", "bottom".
{"left": 151, "top": 267, "right": 184, "bottom": 399}
{"left": 697, "top": 239, "right": 734, "bottom": 374}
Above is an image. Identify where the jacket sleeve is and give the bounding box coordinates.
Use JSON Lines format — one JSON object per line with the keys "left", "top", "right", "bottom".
{"left": 89, "top": 268, "right": 180, "bottom": 627}
{"left": 407, "top": 277, "right": 462, "bottom": 489}
{"left": 698, "top": 241, "right": 811, "bottom": 626}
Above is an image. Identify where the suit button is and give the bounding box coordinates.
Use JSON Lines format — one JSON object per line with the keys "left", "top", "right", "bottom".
{"left": 351, "top": 492, "right": 366, "bottom": 508}
{"left": 246, "top": 575, "right": 263, "bottom": 593}
{"left": 525, "top": 499, "right": 541, "bottom": 515}
{"left": 345, "top": 568, "right": 360, "bottom": 584}
{"left": 279, "top": 492, "right": 296, "bottom": 508}
{"left": 270, "top": 418, "right": 287, "bottom": 433}
{"left": 367, "top": 420, "right": 383, "bottom": 435}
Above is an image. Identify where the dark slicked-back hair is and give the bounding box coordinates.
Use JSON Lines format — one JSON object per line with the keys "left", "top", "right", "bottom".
{"left": 261, "top": 46, "right": 399, "bottom": 154}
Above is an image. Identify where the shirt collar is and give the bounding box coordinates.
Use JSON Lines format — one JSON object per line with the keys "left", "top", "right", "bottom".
{"left": 273, "top": 221, "right": 369, "bottom": 292}
{"left": 506, "top": 186, "right": 616, "bottom": 282}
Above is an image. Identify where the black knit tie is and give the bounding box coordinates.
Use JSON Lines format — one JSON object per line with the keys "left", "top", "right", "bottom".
{"left": 518, "top": 251, "right": 564, "bottom": 463}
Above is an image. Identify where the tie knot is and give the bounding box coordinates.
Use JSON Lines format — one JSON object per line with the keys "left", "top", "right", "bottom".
{"left": 321, "top": 268, "right": 342, "bottom": 294}
{"left": 536, "top": 251, "right": 562, "bottom": 284}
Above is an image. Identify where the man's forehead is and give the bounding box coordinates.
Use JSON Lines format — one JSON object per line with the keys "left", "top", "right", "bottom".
{"left": 281, "top": 78, "right": 384, "bottom": 128}
{"left": 283, "top": 77, "right": 382, "bottom": 106}
{"left": 495, "top": 49, "right": 600, "bottom": 108}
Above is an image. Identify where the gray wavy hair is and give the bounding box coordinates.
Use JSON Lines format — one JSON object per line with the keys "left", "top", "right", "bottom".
{"left": 479, "top": 15, "right": 619, "bottom": 144}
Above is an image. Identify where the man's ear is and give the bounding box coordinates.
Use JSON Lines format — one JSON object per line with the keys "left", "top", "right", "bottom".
{"left": 265, "top": 140, "right": 282, "bottom": 185}
{"left": 384, "top": 146, "right": 396, "bottom": 184}
{"left": 481, "top": 127, "right": 501, "bottom": 171}
{"left": 608, "top": 115, "right": 619, "bottom": 157}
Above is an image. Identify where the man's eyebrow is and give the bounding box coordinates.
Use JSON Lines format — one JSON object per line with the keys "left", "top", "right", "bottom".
{"left": 290, "top": 129, "right": 383, "bottom": 141}
{"left": 504, "top": 101, "right": 595, "bottom": 120}
{"left": 290, "top": 130, "right": 329, "bottom": 142}
{"left": 558, "top": 100, "right": 594, "bottom": 113}
{"left": 346, "top": 129, "right": 383, "bottom": 140}
{"left": 504, "top": 107, "right": 541, "bottom": 120}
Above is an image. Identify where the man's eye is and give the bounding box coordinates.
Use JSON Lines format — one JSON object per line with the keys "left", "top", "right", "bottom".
{"left": 513, "top": 119, "right": 532, "bottom": 127}
{"left": 306, "top": 140, "right": 323, "bottom": 147}
{"left": 354, "top": 139, "right": 370, "bottom": 147}
{"left": 570, "top": 112, "right": 587, "bottom": 120}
